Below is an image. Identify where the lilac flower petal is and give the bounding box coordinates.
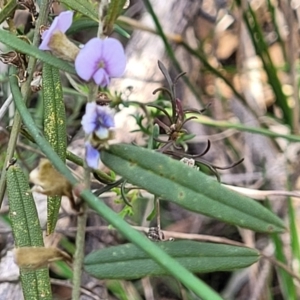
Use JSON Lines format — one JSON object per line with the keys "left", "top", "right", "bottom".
{"left": 39, "top": 11, "right": 73, "bottom": 51}
{"left": 96, "top": 106, "right": 115, "bottom": 128}
{"left": 85, "top": 142, "right": 100, "bottom": 169}
{"left": 75, "top": 38, "right": 103, "bottom": 81}
{"left": 55, "top": 11, "right": 74, "bottom": 33}
{"left": 93, "top": 68, "right": 110, "bottom": 86}
{"left": 75, "top": 37, "right": 126, "bottom": 85}
{"left": 81, "top": 102, "right": 98, "bottom": 134}
{"left": 82, "top": 103, "right": 115, "bottom": 137}
{"left": 82, "top": 103, "right": 115, "bottom": 160}
{"left": 39, "top": 30, "right": 53, "bottom": 50}
{"left": 102, "top": 38, "right": 126, "bottom": 77}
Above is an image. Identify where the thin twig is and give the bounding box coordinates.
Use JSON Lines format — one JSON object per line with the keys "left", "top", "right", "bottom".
{"left": 57, "top": 225, "right": 246, "bottom": 247}
{"left": 223, "top": 184, "right": 300, "bottom": 200}
{"left": 118, "top": 15, "right": 183, "bottom": 43}
{"left": 0, "top": 94, "right": 13, "bottom": 121}
{"left": 71, "top": 203, "right": 88, "bottom": 300}
{"left": 261, "top": 253, "right": 300, "bottom": 283}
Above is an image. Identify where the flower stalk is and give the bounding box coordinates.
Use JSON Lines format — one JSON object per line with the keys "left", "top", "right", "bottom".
{"left": 72, "top": 83, "right": 98, "bottom": 300}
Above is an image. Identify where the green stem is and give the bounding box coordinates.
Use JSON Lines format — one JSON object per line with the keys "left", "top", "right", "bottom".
{"left": 10, "top": 68, "right": 223, "bottom": 300}
{"left": 71, "top": 203, "right": 88, "bottom": 300}
{"left": 193, "top": 114, "right": 300, "bottom": 143}
{"left": 236, "top": 0, "right": 292, "bottom": 126}
{"left": 0, "top": 0, "right": 50, "bottom": 207}
{"left": 72, "top": 82, "right": 98, "bottom": 299}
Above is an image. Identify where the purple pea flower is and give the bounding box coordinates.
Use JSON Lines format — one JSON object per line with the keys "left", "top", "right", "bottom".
{"left": 82, "top": 102, "right": 115, "bottom": 139}
{"left": 81, "top": 102, "right": 115, "bottom": 168}
{"left": 75, "top": 38, "right": 126, "bottom": 86}
{"left": 39, "top": 11, "right": 73, "bottom": 51}
{"left": 85, "top": 142, "right": 100, "bottom": 169}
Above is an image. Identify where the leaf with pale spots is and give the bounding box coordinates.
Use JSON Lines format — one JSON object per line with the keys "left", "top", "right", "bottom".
{"left": 6, "top": 164, "right": 52, "bottom": 299}
{"left": 84, "top": 241, "right": 260, "bottom": 279}
{"left": 102, "top": 144, "right": 286, "bottom": 233}
{"left": 42, "top": 64, "right": 67, "bottom": 234}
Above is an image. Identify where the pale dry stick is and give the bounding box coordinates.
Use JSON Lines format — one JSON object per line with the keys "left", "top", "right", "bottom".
{"left": 119, "top": 184, "right": 300, "bottom": 201}
{"left": 56, "top": 225, "right": 246, "bottom": 247}
{"left": 188, "top": 128, "right": 238, "bottom": 142}
{"left": 17, "top": 142, "right": 44, "bottom": 156}
{"left": 179, "top": 284, "right": 189, "bottom": 300}
{"left": 221, "top": 269, "right": 249, "bottom": 299}
{"left": 0, "top": 94, "right": 13, "bottom": 121}
{"left": 223, "top": 184, "right": 300, "bottom": 200}
{"left": 118, "top": 15, "right": 182, "bottom": 43}
{"left": 141, "top": 277, "right": 155, "bottom": 300}
{"left": 152, "top": 228, "right": 246, "bottom": 247}
{"left": 261, "top": 253, "right": 300, "bottom": 283}
{"left": 238, "top": 228, "right": 257, "bottom": 291}
{"left": 155, "top": 196, "right": 164, "bottom": 240}
{"left": 249, "top": 259, "right": 271, "bottom": 300}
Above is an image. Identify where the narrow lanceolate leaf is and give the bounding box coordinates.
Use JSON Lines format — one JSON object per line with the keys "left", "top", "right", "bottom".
{"left": 101, "top": 144, "right": 286, "bottom": 233}
{"left": 60, "top": 0, "right": 98, "bottom": 21}
{"left": 0, "top": 0, "right": 17, "bottom": 24}
{"left": 103, "top": 0, "right": 127, "bottom": 35}
{"left": 0, "top": 29, "right": 75, "bottom": 74}
{"left": 6, "top": 164, "right": 52, "bottom": 300}
{"left": 84, "top": 241, "right": 260, "bottom": 279}
{"left": 67, "top": 18, "right": 98, "bottom": 35}
{"left": 42, "top": 64, "right": 67, "bottom": 234}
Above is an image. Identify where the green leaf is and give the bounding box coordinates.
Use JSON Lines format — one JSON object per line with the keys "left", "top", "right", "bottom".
{"left": 114, "top": 24, "right": 130, "bottom": 38}
{"left": 101, "top": 144, "right": 286, "bottom": 233}
{"left": 6, "top": 164, "right": 52, "bottom": 299}
{"left": 0, "top": 0, "right": 17, "bottom": 24}
{"left": 6, "top": 164, "right": 44, "bottom": 246}
{"left": 64, "top": 1, "right": 130, "bottom": 38}
{"left": 84, "top": 241, "right": 260, "bottom": 279}
{"left": 236, "top": 0, "right": 292, "bottom": 126}
{"left": 0, "top": 29, "right": 76, "bottom": 74}
{"left": 67, "top": 17, "right": 98, "bottom": 35}
{"left": 19, "top": 269, "right": 52, "bottom": 300}
{"left": 267, "top": 201, "right": 297, "bottom": 298}
{"left": 60, "top": 0, "right": 98, "bottom": 21}
{"left": 103, "top": 0, "right": 127, "bottom": 35}
{"left": 42, "top": 64, "right": 67, "bottom": 234}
